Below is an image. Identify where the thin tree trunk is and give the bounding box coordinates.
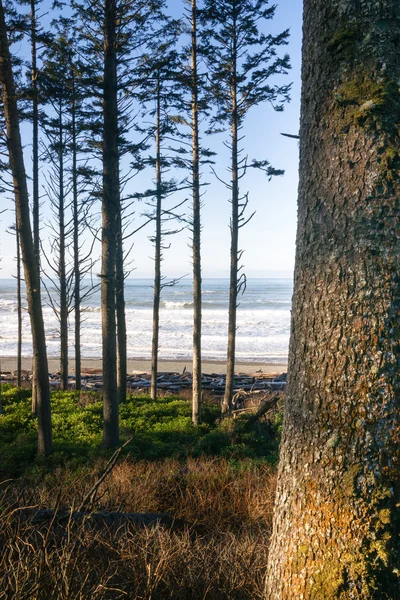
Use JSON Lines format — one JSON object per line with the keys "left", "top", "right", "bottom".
{"left": 116, "top": 211, "right": 126, "bottom": 404}
{"left": 191, "top": 0, "right": 202, "bottom": 425}
{"left": 222, "top": 42, "right": 238, "bottom": 415}
{"left": 0, "top": 0, "right": 52, "bottom": 455}
{"left": 71, "top": 82, "right": 81, "bottom": 391}
{"left": 266, "top": 0, "right": 400, "bottom": 597}
{"left": 31, "top": 0, "right": 39, "bottom": 414}
{"left": 58, "top": 106, "right": 68, "bottom": 391}
{"left": 16, "top": 227, "right": 22, "bottom": 388}
{"left": 102, "top": 0, "right": 119, "bottom": 448}
{"left": 150, "top": 79, "right": 162, "bottom": 402}
{"left": 31, "top": 0, "right": 39, "bottom": 267}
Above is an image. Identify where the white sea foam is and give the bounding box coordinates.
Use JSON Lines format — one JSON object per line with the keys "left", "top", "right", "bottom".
{"left": 0, "top": 278, "right": 292, "bottom": 362}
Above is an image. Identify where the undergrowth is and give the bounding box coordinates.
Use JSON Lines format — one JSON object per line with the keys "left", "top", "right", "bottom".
{"left": 0, "top": 386, "right": 281, "bottom": 599}
{"left": 0, "top": 458, "right": 277, "bottom": 599}
{"left": 0, "top": 385, "right": 282, "bottom": 479}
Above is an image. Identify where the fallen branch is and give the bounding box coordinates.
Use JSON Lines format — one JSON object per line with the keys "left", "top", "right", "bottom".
{"left": 78, "top": 437, "right": 133, "bottom": 512}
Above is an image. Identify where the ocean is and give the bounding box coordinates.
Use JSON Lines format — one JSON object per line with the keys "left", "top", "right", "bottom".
{"left": 0, "top": 278, "right": 292, "bottom": 363}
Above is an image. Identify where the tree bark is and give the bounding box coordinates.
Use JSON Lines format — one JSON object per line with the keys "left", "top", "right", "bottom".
{"left": 191, "top": 0, "right": 202, "bottom": 426}
{"left": 150, "top": 79, "right": 162, "bottom": 402}
{"left": 102, "top": 0, "right": 119, "bottom": 448}
{"left": 266, "top": 1, "right": 400, "bottom": 597}
{"left": 0, "top": 0, "right": 52, "bottom": 455}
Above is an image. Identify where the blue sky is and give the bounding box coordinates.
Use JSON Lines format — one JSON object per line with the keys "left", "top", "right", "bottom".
{"left": 0, "top": 0, "right": 303, "bottom": 279}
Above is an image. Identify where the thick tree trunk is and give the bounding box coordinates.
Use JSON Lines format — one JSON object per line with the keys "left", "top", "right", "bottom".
{"left": 16, "top": 227, "right": 22, "bottom": 387}
{"left": 265, "top": 1, "right": 400, "bottom": 598}
{"left": 150, "top": 81, "right": 162, "bottom": 402}
{"left": 102, "top": 0, "right": 119, "bottom": 448}
{"left": 116, "top": 212, "right": 127, "bottom": 404}
{"left": 222, "top": 59, "right": 238, "bottom": 415}
{"left": 58, "top": 109, "right": 68, "bottom": 391}
{"left": 0, "top": 0, "right": 52, "bottom": 455}
{"left": 191, "top": 0, "right": 202, "bottom": 426}
{"left": 71, "top": 87, "right": 81, "bottom": 391}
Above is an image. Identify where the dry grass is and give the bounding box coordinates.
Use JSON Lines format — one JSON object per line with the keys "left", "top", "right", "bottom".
{"left": 0, "top": 458, "right": 277, "bottom": 599}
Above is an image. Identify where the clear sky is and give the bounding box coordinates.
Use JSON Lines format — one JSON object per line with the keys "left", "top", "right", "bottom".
{"left": 0, "top": 0, "right": 303, "bottom": 279}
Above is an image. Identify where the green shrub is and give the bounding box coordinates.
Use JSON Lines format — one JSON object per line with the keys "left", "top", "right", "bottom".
{"left": 0, "top": 400, "right": 36, "bottom": 443}
{"left": 0, "top": 389, "right": 281, "bottom": 478}
{"left": 1, "top": 385, "right": 31, "bottom": 405}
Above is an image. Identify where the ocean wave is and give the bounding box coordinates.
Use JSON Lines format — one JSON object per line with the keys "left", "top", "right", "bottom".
{"left": 254, "top": 299, "right": 292, "bottom": 305}
{"left": 161, "top": 301, "right": 194, "bottom": 309}
{"left": 0, "top": 299, "right": 18, "bottom": 312}
{"left": 81, "top": 306, "right": 102, "bottom": 313}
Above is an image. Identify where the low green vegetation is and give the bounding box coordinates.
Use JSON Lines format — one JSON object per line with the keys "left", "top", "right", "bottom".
{"left": 0, "top": 385, "right": 282, "bottom": 479}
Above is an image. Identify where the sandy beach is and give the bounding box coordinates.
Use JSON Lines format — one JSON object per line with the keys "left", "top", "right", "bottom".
{"left": 0, "top": 356, "right": 287, "bottom": 377}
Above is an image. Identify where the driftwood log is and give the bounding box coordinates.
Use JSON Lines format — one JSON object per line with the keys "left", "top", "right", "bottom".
{"left": 5, "top": 439, "right": 186, "bottom": 533}
{"left": 242, "top": 394, "right": 280, "bottom": 430}
{"left": 12, "top": 508, "right": 184, "bottom": 530}
{"left": 216, "top": 390, "right": 281, "bottom": 425}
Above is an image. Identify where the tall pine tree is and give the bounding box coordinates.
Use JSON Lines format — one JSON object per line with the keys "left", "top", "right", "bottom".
{"left": 74, "top": 0, "right": 166, "bottom": 432}
{"left": 134, "top": 29, "right": 190, "bottom": 401}
{"left": 200, "top": 0, "right": 290, "bottom": 413}
{"left": 41, "top": 25, "right": 75, "bottom": 391}
{"left": 0, "top": 0, "right": 52, "bottom": 454}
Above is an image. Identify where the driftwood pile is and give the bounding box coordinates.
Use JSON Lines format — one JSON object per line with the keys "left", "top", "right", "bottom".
{"left": 0, "top": 368, "right": 287, "bottom": 395}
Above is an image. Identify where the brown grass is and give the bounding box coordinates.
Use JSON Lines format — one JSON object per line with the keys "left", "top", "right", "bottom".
{"left": 0, "top": 458, "right": 277, "bottom": 599}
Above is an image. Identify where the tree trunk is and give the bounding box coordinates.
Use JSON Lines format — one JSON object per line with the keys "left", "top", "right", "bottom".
{"left": 222, "top": 47, "right": 238, "bottom": 415}
{"left": 191, "top": 0, "right": 202, "bottom": 426}
{"left": 116, "top": 211, "right": 127, "bottom": 404}
{"left": 0, "top": 0, "right": 52, "bottom": 455}
{"left": 58, "top": 106, "right": 68, "bottom": 391}
{"left": 102, "top": 0, "right": 119, "bottom": 448}
{"left": 71, "top": 83, "right": 81, "bottom": 391}
{"left": 30, "top": 0, "right": 39, "bottom": 414}
{"left": 150, "top": 79, "right": 162, "bottom": 402}
{"left": 16, "top": 227, "right": 22, "bottom": 388}
{"left": 31, "top": 0, "right": 39, "bottom": 268}
{"left": 265, "top": 1, "right": 400, "bottom": 597}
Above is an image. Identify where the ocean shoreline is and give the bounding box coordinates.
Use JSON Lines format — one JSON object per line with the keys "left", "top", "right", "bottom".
{"left": 0, "top": 356, "right": 288, "bottom": 377}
